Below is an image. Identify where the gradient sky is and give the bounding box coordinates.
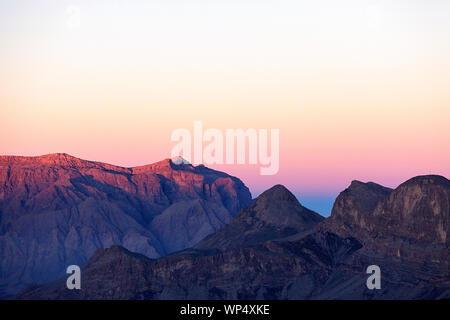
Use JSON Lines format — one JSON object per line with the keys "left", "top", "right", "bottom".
{"left": 1, "top": 1, "right": 450, "bottom": 215}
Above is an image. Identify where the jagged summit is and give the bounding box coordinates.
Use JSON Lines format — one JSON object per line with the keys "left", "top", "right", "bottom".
{"left": 0, "top": 152, "right": 83, "bottom": 164}
{"left": 372, "top": 174, "right": 449, "bottom": 244}
{"left": 193, "top": 184, "right": 324, "bottom": 252}
{"left": 332, "top": 179, "right": 393, "bottom": 218}
{"left": 40, "top": 152, "right": 75, "bottom": 159}
{"left": 0, "top": 152, "right": 73, "bottom": 160}
{"left": 256, "top": 184, "right": 299, "bottom": 203}
{"left": 0, "top": 153, "right": 224, "bottom": 177}
{"left": 321, "top": 174, "right": 449, "bottom": 266}
{"left": 171, "top": 156, "right": 191, "bottom": 165}
{"left": 347, "top": 179, "right": 393, "bottom": 194}
{"left": 398, "top": 174, "right": 449, "bottom": 187}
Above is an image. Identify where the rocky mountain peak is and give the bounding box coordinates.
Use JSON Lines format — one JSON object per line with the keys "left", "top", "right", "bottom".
{"left": 0, "top": 153, "right": 251, "bottom": 298}
{"left": 320, "top": 175, "right": 449, "bottom": 266}
{"left": 0, "top": 153, "right": 91, "bottom": 168}
{"left": 372, "top": 175, "right": 449, "bottom": 244}
{"left": 328, "top": 180, "right": 392, "bottom": 225}
{"left": 255, "top": 184, "right": 299, "bottom": 203}
{"left": 192, "top": 185, "right": 323, "bottom": 252}
{"left": 171, "top": 156, "right": 191, "bottom": 165}
{"left": 398, "top": 174, "right": 450, "bottom": 188}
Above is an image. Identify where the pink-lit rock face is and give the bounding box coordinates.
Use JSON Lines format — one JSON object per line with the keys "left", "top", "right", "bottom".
{"left": 0, "top": 153, "right": 251, "bottom": 298}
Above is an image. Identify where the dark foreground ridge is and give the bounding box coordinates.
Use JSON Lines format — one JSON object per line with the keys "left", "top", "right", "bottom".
{"left": 17, "top": 175, "right": 450, "bottom": 300}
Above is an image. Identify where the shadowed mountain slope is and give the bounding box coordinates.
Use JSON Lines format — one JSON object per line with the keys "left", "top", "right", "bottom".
{"left": 18, "top": 176, "right": 450, "bottom": 300}
{"left": 192, "top": 184, "right": 324, "bottom": 252}
{"left": 0, "top": 153, "right": 251, "bottom": 298}
{"left": 321, "top": 175, "right": 449, "bottom": 267}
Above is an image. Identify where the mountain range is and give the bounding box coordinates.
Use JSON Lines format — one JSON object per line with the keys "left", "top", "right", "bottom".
{"left": 0, "top": 153, "right": 251, "bottom": 298}
{"left": 1, "top": 154, "right": 448, "bottom": 299}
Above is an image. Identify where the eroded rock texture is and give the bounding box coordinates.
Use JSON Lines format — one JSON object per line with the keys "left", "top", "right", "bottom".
{"left": 0, "top": 153, "right": 251, "bottom": 297}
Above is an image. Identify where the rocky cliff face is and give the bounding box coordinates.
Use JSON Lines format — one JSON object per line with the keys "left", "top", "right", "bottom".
{"left": 322, "top": 175, "right": 449, "bottom": 268}
{"left": 15, "top": 175, "right": 450, "bottom": 300}
{"left": 371, "top": 175, "right": 449, "bottom": 245}
{"left": 322, "top": 180, "right": 393, "bottom": 237}
{"left": 0, "top": 153, "right": 251, "bottom": 298}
